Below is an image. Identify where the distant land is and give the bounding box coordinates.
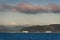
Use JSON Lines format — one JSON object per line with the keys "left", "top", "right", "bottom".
{"left": 0, "top": 24, "right": 60, "bottom": 33}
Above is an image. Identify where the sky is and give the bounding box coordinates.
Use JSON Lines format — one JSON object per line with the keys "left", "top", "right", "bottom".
{"left": 0, "top": 0, "right": 59, "bottom": 5}
{"left": 0, "top": 0, "right": 48, "bottom": 5}
{"left": 0, "top": 0, "right": 60, "bottom": 25}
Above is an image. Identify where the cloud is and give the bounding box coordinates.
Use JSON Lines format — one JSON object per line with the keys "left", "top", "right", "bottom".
{"left": 14, "top": 3, "right": 48, "bottom": 14}
{"left": 48, "top": 3, "right": 60, "bottom": 12}
{"left": 12, "top": 3, "right": 60, "bottom": 14}
{"left": 0, "top": 3, "right": 12, "bottom": 11}
{"left": 0, "top": 3, "right": 60, "bottom": 14}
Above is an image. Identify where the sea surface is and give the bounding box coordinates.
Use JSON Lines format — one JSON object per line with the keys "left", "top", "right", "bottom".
{"left": 0, "top": 33, "right": 60, "bottom": 40}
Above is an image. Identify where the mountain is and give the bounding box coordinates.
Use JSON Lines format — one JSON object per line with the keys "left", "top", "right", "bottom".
{"left": 21, "top": 24, "right": 60, "bottom": 33}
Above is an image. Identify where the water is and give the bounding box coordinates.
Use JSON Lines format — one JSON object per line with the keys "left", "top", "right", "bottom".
{"left": 0, "top": 33, "right": 60, "bottom": 40}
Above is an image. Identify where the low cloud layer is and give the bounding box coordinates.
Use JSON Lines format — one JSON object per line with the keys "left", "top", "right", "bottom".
{"left": 14, "top": 3, "right": 48, "bottom": 13}
{"left": 0, "top": 3, "right": 60, "bottom": 14}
